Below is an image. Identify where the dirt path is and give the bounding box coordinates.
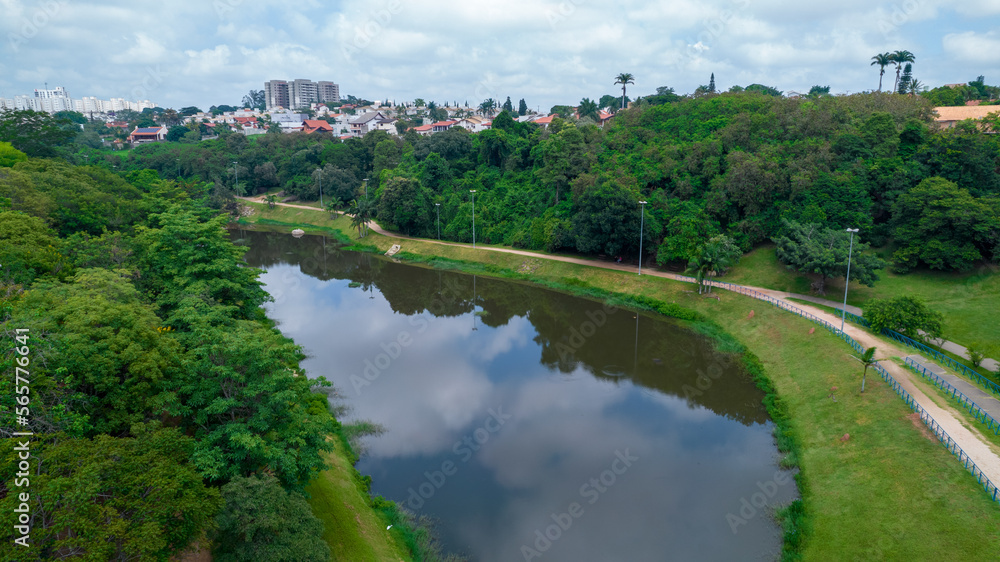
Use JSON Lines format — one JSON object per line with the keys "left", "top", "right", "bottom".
{"left": 242, "top": 197, "right": 1000, "bottom": 487}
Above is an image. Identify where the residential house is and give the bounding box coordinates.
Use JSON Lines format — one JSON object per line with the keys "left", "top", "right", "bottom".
{"left": 933, "top": 105, "right": 999, "bottom": 130}
{"left": 530, "top": 115, "right": 556, "bottom": 128}
{"left": 302, "top": 119, "right": 334, "bottom": 134}
{"left": 453, "top": 116, "right": 491, "bottom": 133}
{"left": 233, "top": 116, "right": 260, "bottom": 129}
{"left": 127, "top": 125, "right": 167, "bottom": 144}
{"left": 412, "top": 124, "right": 434, "bottom": 136}
{"left": 431, "top": 120, "right": 458, "bottom": 133}
{"left": 350, "top": 111, "right": 395, "bottom": 136}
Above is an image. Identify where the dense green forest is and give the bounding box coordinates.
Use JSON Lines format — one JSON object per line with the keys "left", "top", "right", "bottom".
{"left": 0, "top": 150, "right": 343, "bottom": 558}
{"left": 11, "top": 91, "right": 995, "bottom": 281}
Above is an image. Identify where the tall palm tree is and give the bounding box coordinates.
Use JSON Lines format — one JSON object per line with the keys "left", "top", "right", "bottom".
{"left": 578, "top": 97, "right": 599, "bottom": 121}
{"left": 890, "top": 50, "right": 915, "bottom": 93}
{"left": 478, "top": 98, "right": 497, "bottom": 118}
{"left": 614, "top": 73, "right": 635, "bottom": 110}
{"left": 347, "top": 198, "right": 372, "bottom": 237}
{"left": 908, "top": 79, "right": 925, "bottom": 96}
{"left": 870, "top": 52, "right": 891, "bottom": 92}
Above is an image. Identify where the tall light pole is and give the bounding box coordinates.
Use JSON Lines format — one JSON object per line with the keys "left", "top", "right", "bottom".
{"left": 231, "top": 161, "right": 238, "bottom": 192}
{"left": 841, "top": 228, "right": 860, "bottom": 333}
{"left": 638, "top": 200, "right": 647, "bottom": 275}
{"left": 316, "top": 168, "right": 324, "bottom": 209}
{"left": 470, "top": 189, "right": 477, "bottom": 248}
{"left": 435, "top": 203, "right": 441, "bottom": 240}
{"left": 363, "top": 178, "right": 369, "bottom": 203}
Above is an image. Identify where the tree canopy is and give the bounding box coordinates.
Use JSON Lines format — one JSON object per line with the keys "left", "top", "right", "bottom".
{"left": 773, "top": 219, "right": 886, "bottom": 294}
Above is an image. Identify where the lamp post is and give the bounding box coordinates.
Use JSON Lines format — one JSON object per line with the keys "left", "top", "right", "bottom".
{"left": 470, "top": 189, "right": 477, "bottom": 248}
{"left": 316, "top": 168, "right": 323, "bottom": 209}
{"left": 231, "top": 161, "right": 238, "bottom": 193}
{"left": 435, "top": 203, "right": 441, "bottom": 240}
{"left": 638, "top": 200, "right": 647, "bottom": 275}
{"left": 841, "top": 228, "right": 860, "bottom": 333}
{"left": 363, "top": 178, "right": 369, "bottom": 203}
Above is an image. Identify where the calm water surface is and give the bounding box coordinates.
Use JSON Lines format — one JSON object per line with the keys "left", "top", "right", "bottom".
{"left": 237, "top": 229, "right": 797, "bottom": 562}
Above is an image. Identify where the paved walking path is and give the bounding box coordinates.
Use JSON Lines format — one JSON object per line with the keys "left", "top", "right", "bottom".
{"left": 908, "top": 355, "right": 1000, "bottom": 422}
{"left": 770, "top": 293, "right": 998, "bottom": 372}
{"left": 242, "top": 197, "right": 1000, "bottom": 487}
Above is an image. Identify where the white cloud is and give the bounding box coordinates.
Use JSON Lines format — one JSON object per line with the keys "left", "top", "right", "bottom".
{"left": 942, "top": 30, "right": 1000, "bottom": 63}
{"left": 110, "top": 33, "right": 169, "bottom": 65}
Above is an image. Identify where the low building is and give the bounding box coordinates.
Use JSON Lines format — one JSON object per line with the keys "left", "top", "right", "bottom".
{"left": 453, "top": 116, "right": 491, "bottom": 133}
{"left": 933, "top": 105, "right": 999, "bottom": 129}
{"left": 302, "top": 119, "right": 334, "bottom": 134}
{"left": 412, "top": 124, "right": 434, "bottom": 136}
{"left": 431, "top": 120, "right": 457, "bottom": 133}
{"left": 127, "top": 126, "right": 167, "bottom": 144}
{"left": 350, "top": 111, "right": 394, "bottom": 136}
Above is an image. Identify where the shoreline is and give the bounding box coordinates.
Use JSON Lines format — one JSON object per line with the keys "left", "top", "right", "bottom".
{"left": 236, "top": 202, "right": 1000, "bottom": 560}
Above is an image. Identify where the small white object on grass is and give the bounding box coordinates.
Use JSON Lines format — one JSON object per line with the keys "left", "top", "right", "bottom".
{"left": 387, "top": 525, "right": 393, "bottom": 530}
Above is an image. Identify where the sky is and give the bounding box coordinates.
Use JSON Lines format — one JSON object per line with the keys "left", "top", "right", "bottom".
{"left": 1, "top": 0, "right": 999, "bottom": 111}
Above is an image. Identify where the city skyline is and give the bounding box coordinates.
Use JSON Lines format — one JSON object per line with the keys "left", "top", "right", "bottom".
{"left": 1, "top": 1, "right": 998, "bottom": 112}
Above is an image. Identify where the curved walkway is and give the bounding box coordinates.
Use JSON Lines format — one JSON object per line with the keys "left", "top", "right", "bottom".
{"left": 777, "top": 292, "right": 998, "bottom": 373}
{"left": 242, "top": 197, "right": 1000, "bottom": 487}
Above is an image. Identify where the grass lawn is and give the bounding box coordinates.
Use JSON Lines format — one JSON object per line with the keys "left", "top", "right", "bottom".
{"left": 305, "top": 435, "right": 410, "bottom": 561}
{"left": 242, "top": 207, "right": 1000, "bottom": 560}
{"left": 726, "top": 245, "right": 1000, "bottom": 347}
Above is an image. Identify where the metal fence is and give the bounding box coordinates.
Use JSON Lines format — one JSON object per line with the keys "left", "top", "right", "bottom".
{"left": 880, "top": 330, "right": 1000, "bottom": 400}
{"left": 833, "top": 309, "right": 1000, "bottom": 399}
{"left": 686, "top": 276, "right": 1000, "bottom": 505}
{"left": 876, "top": 360, "right": 999, "bottom": 503}
{"left": 904, "top": 357, "right": 1000, "bottom": 437}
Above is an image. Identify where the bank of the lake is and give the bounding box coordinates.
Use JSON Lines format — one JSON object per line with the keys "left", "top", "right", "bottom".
{"left": 237, "top": 203, "right": 1000, "bottom": 560}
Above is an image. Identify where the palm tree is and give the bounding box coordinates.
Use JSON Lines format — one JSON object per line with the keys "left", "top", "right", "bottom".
{"left": 852, "top": 346, "right": 879, "bottom": 393}
{"left": 478, "top": 98, "right": 497, "bottom": 118}
{"left": 908, "top": 79, "right": 925, "bottom": 96}
{"left": 614, "top": 73, "right": 635, "bottom": 110}
{"left": 870, "top": 52, "right": 891, "bottom": 92}
{"left": 686, "top": 252, "right": 714, "bottom": 295}
{"left": 578, "top": 98, "right": 599, "bottom": 121}
{"left": 347, "top": 198, "right": 369, "bottom": 237}
{"left": 264, "top": 194, "right": 278, "bottom": 209}
{"left": 890, "top": 50, "right": 915, "bottom": 93}
{"left": 326, "top": 197, "right": 343, "bottom": 218}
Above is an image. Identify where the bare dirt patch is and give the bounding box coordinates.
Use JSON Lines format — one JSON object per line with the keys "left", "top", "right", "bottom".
{"left": 908, "top": 412, "right": 937, "bottom": 443}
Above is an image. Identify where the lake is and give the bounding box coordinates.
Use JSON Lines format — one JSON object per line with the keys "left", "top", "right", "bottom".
{"left": 236, "top": 229, "right": 797, "bottom": 561}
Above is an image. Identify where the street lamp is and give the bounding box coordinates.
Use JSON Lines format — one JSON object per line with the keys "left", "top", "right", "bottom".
{"left": 638, "top": 201, "right": 647, "bottom": 275}
{"left": 470, "top": 190, "right": 477, "bottom": 248}
{"left": 316, "top": 168, "right": 323, "bottom": 209}
{"left": 231, "top": 161, "right": 238, "bottom": 193}
{"left": 841, "top": 228, "right": 860, "bottom": 333}
{"left": 435, "top": 203, "right": 441, "bottom": 240}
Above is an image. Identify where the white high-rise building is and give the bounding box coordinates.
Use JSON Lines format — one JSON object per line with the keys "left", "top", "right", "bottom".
{"left": 265, "top": 78, "right": 339, "bottom": 110}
